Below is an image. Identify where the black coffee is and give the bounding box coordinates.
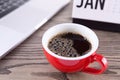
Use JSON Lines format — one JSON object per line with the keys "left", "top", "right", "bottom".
{"left": 48, "top": 32, "right": 91, "bottom": 57}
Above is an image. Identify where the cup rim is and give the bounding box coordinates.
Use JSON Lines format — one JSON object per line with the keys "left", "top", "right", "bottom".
{"left": 42, "top": 23, "right": 99, "bottom": 60}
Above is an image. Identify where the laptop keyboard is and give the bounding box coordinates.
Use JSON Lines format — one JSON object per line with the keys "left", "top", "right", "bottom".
{"left": 0, "top": 0, "right": 29, "bottom": 18}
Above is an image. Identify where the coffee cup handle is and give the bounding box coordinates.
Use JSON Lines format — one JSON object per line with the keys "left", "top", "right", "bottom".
{"left": 82, "top": 53, "right": 108, "bottom": 74}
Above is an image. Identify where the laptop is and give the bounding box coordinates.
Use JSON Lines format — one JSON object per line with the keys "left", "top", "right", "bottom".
{"left": 0, "top": 0, "right": 70, "bottom": 59}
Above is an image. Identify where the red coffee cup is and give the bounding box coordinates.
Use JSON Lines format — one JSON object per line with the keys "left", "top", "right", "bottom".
{"left": 42, "top": 23, "right": 108, "bottom": 74}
